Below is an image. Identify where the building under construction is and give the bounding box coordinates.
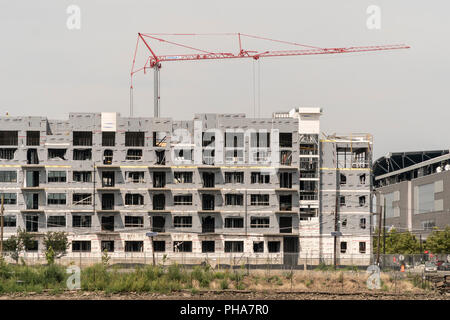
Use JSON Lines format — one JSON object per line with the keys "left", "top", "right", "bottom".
{"left": 0, "top": 109, "right": 372, "bottom": 266}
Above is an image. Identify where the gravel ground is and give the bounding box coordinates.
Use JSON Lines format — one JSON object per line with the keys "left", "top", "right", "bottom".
{"left": 0, "top": 290, "right": 448, "bottom": 300}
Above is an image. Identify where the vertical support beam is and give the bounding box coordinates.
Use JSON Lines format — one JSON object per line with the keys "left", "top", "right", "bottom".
{"left": 154, "top": 64, "right": 160, "bottom": 118}
{"left": 376, "top": 195, "right": 383, "bottom": 265}
{"left": 0, "top": 195, "right": 4, "bottom": 258}
{"left": 244, "top": 189, "right": 247, "bottom": 236}
{"left": 383, "top": 197, "right": 386, "bottom": 255}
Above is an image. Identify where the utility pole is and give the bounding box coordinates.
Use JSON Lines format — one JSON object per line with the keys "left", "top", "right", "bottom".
{"left": 0, "top": 195, "right": 4, "bottom": 259}
{"left": 376, "top": 196, "right": 383, "bottom": 265}
{"left": 334, "top": 193, "right": 339, "bottom": 269}
{"left": 244, "top": 189, "right": 247, "bottom": 236}
{"left": 383, "top": 197, "right": 386, "bottom": 255}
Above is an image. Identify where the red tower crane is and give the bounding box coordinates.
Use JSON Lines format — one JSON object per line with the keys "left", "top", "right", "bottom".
{"left": 130, "top": 33, "right": 409, "bottom": 117}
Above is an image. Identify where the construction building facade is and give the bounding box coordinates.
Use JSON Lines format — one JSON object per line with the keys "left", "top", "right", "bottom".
{"left": 373, "top": 150, "right": 450, "bottom": 240}
{"left": 0, "top": 110, "right": 372, "bottom": 266}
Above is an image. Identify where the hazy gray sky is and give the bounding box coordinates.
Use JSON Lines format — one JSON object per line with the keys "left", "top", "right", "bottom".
{"left": 0, "top": 1, "right": 449, "bottom": 159}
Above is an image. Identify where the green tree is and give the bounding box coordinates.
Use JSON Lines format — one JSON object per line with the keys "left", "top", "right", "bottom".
{"left": 45, "top": 246, "right": 55, "bottom": 265}
{"left": 3, "top": 227, "right": 35, "bottom": 263}
{"left": 3, "top": 235, "right": 23, "bottom": 263}
{"left": 43, "top": 232, "right": 69, "bottom": 263}
{"left": 18, "top": 227, "right": 35, "bottom": 251}
{"left": 424, "top": 226, "right": 450, "bottom": 254}
{"left": 373, "top": 228, "right": 421, "bottom": 254}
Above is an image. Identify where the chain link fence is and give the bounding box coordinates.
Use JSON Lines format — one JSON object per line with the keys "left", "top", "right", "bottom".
{"left": 2, "top": 252, "right": 448, "bottom": 273}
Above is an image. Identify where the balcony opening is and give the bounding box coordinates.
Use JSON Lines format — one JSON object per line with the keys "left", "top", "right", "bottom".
{"left": 341, "top": 218, "right": 347, "bottom": 227}
{"left": 125, "top": 132, "right": 144, "bottom": 147}
{"left": 224, "top": 132, "right": 243, "bottom": 148}
{"left": 174, "top": 171, "right": 193, "bottom": 184}
{"left": 152, "top": 216, "right": 165, "bottom": 232}
{"left": 201, "top": 216, "right": 215, "bottom": 233}
{"left": 25, "top": 240, "right": 38, "bottom": 252}
{"left": 250, "top": 132, "right": 270, "bottom": 148}
{"left": 72, "top": 241, "right": 91, "bottom": 252}
{"left": 340, "top": 173, "right": 347, "bottom": 185}
{"left": 359, "top": 196, "right": 366, "bottom": 206}
{"left": 250, "top": 194, "right": 269, "bottom": 206}
{"left": 202, "top": 241, "right": 215, "bottom": 253}
{"left": 340, "top": 242, "right": 347, "bottom": 254}
{"left": 253, "top": 241, "right": 264, "bottom": 253}
{"left": 26, "top": 170, "right": 40, "bottom": 187}
{"left": 360, "top": 218, "right": 366, "bottom": 229}
{"left": 73, "top": 149, "right": 92, "bottom": 161}
{"left": 279, "top": 195, "right": 292, "bottom": 211}
{"left": 25, "top": 215, "right": 39, "bottom": 232}
{"left": 103, "top": 149, "right": 113, "bottom": 165}
{"left": 299, "top": 208, "right": 318, "bottom": 220}
{"left": 337, "top": 147, "right": 368, "bottom": 169}
{"left": 73, "top": 171, "right": 92, "bottom": 182}
{"left": 72, "top": 193, "right": 92, "bottom": 206}
{"left": 268, "top": 241, "right": 280, "bottom": 253}
{"left": 280, "top": 150, "right": 292, "bottom": 165}
{"left": 153, "top": 132, "right": 167, "bottom": 147}
{"left": 27, "top": 149, "right": 39, "bottom": 164}
{"left": 279, "top": 216, "right": 292, "bottom": 234}
{"left": 125, "top": 193, "right": 144, "bottom": 205}
{"left": 48, "top": 149, "right": 66, "bottom": 160}
{"left": 202, "top": 132, "right": 215, "bottom": 147}
{"left": 126, "top": 149, "right": 142, "bottom": 160}
{"left": 224, "top": 241, "right": 244, "bottom": 253}
{"left": 101, "top": 216, "right": 115, "bottom": 231}
{"left": 101, "top": 194, "right": 115, "bottom": 210}
{"left": 152, "top": 194, "right": 165, "bottom": 210}
{"left": 47, "top": 193, "right": 66, "bottom": 205}
{"left": 202, "top": 149, "right": 215, "bottom": 165}
{"left": 0, "top": 171, "right": 17, "bottom": 183}
{"left": 47, "top": 215, "right": 66, "bottom": 228}
{"left": 250, "top": 217, "right": 270, "bottom": 228}
{"left": 0, "top": 131, "right": 18, "bottom": 146}
{"left": 101, "top": 171, "right": 115, "bottom": 187}
{"left": 300, "top": 180, "right": 317, "bottom": 192}
{"left": 153, "top": 241, "right": 166, "bottom": 252}
{"left": 0, "top": 193, "right": 16, "bottom": 205}
{"left": 251, "top": 172, "right": 270, "bottom": 184}
{"left": 126, "top": 171, "right": 145, "bottom": 183}
{"left": 224, "top": 217, "right": 243, "bottom": 228}
{"left": 173, "top": 241, "right": 192, "bottom": 252}
{"left": 202, "top": 194, "right": 215, "bottom": 211}
{"left": 26, "top": 131, "right": 40, "bottom": 146}
{"left": 279, "top": 172, "right": 292, "bottom": 188}
{"left": 225, "top": 172, "right": 244, "bottom": 184}
{"left": 225, "top": 194, "right": 243, "bottom": 206}
{"left": 125, "top": 216, "right": 144, "bottom": 228}
{"left": 101, "top": 240, "right": 115, "bottom": 252}
{"left": 174, "top": 216, "right": 192, "bottom": 228}
{"left": 174, "top": 149, "right": 193, "bottom": 162}
{"left": 155, "top": 150, "right": 166, "bottom": 165}
{"left": 202, "top": 172, "right": 215, "bottom": 188}
{"left": 153, "top": 172, "right": 166, "bottom": 188}
{"left": 0, "top": 214, "right": 17, "bottom": 228}
{"left": 279, "top": 132, "right": 292, "bottom": 148}
{"left": 73, "top": 131, "right": 92, "bottom": 146}
{"left": 102, "top": 132, "right": 115, "bottom": 147}
{"left": 359, "top": 242, "right": 366, "bottom": 254}
{"left": 125, "top": 241, "right": 143, "bottom": 252}
{"left": 72, "top": 215, "right": 91, "bottom": 228}
{"left": 359, "top": 173, "right": 366, "bottom": 184}
{"left": 0, "top": 148, "right": 16, "bottom": 160}
{"left": 174, "top": 194, "right": 192, "bottom": 205}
